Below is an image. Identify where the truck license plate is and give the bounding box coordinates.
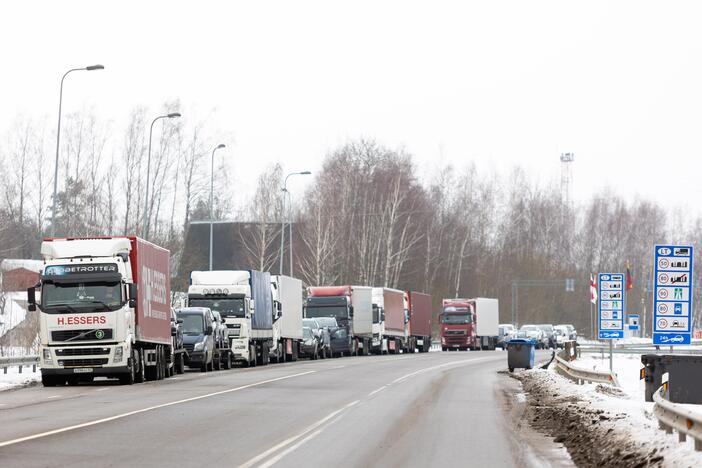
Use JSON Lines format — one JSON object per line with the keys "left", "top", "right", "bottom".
{"left": 73, "top": 368, "right": 93, "bottom": 373}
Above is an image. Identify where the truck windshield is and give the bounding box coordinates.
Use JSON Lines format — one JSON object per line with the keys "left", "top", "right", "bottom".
{"left": 179, "top": 314, "right": 205, "bottom": 335}
{"left": 305, "top": 306, "right": 347, "bottom": 320}
{"left": 41, "top": 281, "right": 122, "bottom": 312}
{"left": 189, "top": 297, "right": 245, "bottom": 318}
{"left": 440, "top": 313, "right": 472, "bottom": 324}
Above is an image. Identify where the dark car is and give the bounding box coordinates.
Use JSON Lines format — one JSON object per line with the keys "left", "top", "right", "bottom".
{"left": 312, "top": 316, "right": 350, "bottom": 357}
{"left": 177, "top": 307, "right": 216, "bottom": 372}
{"left": 302, "top": 318, "right": 330, "bottom": 359}
{"left": 300, "top": 327, "right": 321, "bottom": 359}
{"left": 169, "top": 308, "right": 185, "bottom": 375}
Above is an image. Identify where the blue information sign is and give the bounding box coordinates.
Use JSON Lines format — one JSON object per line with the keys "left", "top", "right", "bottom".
{"left": 653, "top": 245, "right": 693, "bottom": 345}
{"left": 598, "top": 273, "right": 624, "bottom": 339}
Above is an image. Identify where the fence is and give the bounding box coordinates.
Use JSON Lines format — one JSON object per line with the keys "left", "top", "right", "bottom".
{"left": 0, "top": 355, "right": 39, "bottom": 374}
{"left": 653, "top": 385, "right": 702, "bottom": 451}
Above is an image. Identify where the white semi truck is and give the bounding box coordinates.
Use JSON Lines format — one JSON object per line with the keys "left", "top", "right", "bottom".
{"left": 188, "top": 270, "right": 273, "bottom": 366}
{"left": 27, "top": 236, "right": 175, "bottom": 386}
{"left": 270, "top": 275, "right": 303, "bottom": 362}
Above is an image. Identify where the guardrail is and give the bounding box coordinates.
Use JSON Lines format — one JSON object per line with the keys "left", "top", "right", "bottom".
{"left": 577, "top": 343, "right": 702, "bottom": 356}
{"left": 653, "top": 385, "right": 702, "bottom": 450}
{"left": 0, "top": 356, "right": 39, "bottom": 374}
{"left": 554, "top": 350, "right": 620, "bottom": 387}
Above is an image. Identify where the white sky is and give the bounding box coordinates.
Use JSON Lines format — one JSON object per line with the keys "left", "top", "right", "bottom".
{"left": 2, "top": 1, "right": 702, "bottom": 211}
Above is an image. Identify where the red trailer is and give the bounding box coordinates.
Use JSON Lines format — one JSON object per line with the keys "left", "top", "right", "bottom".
{"left": 408, "top": 291, "right": 432, "bottom": 352}
{"left": 130, "top": 236, "right": 171, "bottom": 345}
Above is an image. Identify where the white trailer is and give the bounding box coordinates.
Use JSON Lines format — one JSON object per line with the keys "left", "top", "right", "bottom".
{"left": 350, "top": 286, "right": 373, "bottom": 355}
{"left": 471, "top": 297, "right": 499, "bottom": 350}
{"left": 271, "top": 275, "right": 304, "bottom": 362}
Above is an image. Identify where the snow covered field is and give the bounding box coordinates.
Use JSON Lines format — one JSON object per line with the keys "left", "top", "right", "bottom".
{"left": 0, "top": 365, "right": 40, "bottom": 392}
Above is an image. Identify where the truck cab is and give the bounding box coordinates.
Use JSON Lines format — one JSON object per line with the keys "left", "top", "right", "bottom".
{"left": 187, "top": 270, "right": 272, "bottom": 367}
{"left": 440, "top": 299, "right": 476, "bottom": 351}
{"left": 371, "top": 287, "right": 387, "bottom": 354}
{"left": 305, "top": 287, "right": 353, "bottom": 357}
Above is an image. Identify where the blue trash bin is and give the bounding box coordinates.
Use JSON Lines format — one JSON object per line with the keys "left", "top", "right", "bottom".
{"left": 507, "top": 338, "right": 536, "bottom": 372}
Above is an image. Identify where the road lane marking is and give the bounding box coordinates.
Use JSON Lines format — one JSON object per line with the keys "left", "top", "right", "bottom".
{"left": 391, "top": 356, "right": 498, "bottom": 384}
{"left": 94, "top": 388, "right": 109, "bottom": 392}
{"left": 368, "top": 385, "right": 387, "bottom": 396}
{"left": 46, "top": 395, "right": 61, "bottom": 399}
{"left": 239, "top": 400, "right": 360, "bottom": 468}
{"left": 0, "top": 370, "right": 315, "bottom": 449}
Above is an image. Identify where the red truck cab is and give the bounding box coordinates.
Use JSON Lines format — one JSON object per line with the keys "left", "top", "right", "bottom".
{"left": 440, "top": 299, "right": 476, "bottom": 351}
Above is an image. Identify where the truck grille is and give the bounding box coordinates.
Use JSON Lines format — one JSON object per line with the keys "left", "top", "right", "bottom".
{"left": 58, "top": 358, "right": 109, "bottom": 367}
{"left": 51, "top": 329, "right": 113, "bottom": 342}
{"left": 55, "top": 348, "right": 111, "bottom": 356}
{"left": 444, "top": 330, "right": 466, "bottom": 336}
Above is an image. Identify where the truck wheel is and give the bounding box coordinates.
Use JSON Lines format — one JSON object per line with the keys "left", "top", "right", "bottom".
{"left": 201, "top": 360, "right": 208, "bottom": 372}
{"left": 261, "top": 345, "right": 269, "bottom": 366}
{"left": 135, "top": 349, "right": 145, "bottom": 383}
{"left": 157, "top": 347, "right": 165, "bottom": 380}
{"left": 42, "top": 375, "right": 61, "bottom": 387}
{"left": 176, "top": 353, "right": 185, "bottom": 374}
{"left": 213, "top": 352, "right": 221, "bottom": 371}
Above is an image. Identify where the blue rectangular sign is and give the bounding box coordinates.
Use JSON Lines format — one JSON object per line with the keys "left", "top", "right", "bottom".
{"left": 598, "top": 273, "right": 624, "bottom": 339}
{"left": 628, "top": 314, "right": 640, "bottom": 331}
{"left": 653, "top": 245, "right": 693, "bottom": 345}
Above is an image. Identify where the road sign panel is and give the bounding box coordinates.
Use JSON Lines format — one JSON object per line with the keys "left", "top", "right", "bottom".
{"left": 628, "top": 314, "right": 640, "bottom": 331}
{"left": 653, "top": 245, "right": 693, "bottom": 345}
{"left": 598, "top": 273, "right": 624, "bottom": 340}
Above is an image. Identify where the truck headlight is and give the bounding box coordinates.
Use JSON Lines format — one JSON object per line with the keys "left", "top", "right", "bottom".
{"left": 114, "top": 346, "right": 123, "bottom": 363}
{"left": 194, "top": 341, "right": 205, "bottom": 351}
{"left": 43, "top": 349, "right": 52, "bottom": 364}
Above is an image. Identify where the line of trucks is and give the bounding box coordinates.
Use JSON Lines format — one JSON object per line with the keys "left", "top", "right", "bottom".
{"left": 26, "top": 236, "right": 442, "bottom": 386}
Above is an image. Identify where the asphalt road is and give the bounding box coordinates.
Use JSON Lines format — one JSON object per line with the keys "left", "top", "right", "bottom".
{"left": 0, "top": 350, "right": 566, "bottom": 467}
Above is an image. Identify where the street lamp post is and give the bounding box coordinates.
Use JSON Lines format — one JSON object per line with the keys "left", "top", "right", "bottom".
{"left": 143, "top": 112, "right": 181, "bottom": 239}
{"left": 209, "top": 144, "right": 226, "bottom": 270}
{"left": 278, "top": 171, "right": 311, "bottom": 275}
{"left": 50, "top": 64, "right": 104, "bottom": 237}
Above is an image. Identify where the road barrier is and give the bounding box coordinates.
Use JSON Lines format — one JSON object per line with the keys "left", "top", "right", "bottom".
{"left": 577, "top": 342, "right": 702, "bottom": 357}
{"left": 554, "top": 350, "right": 620, "bottom": 387}
{"left": 0, "top": 356, "right": 39, "bottom": 374}
{"left": 653, "top": 385, "right": 702, "bottom": 451}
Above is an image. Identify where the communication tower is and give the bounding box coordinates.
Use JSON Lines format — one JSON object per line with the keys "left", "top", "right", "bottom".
{"left": 560, "top": 152, "right": 574, "bottom": 206}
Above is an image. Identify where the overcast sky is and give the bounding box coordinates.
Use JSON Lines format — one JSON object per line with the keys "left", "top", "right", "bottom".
{"left": 2, "top": 1, "right": 702, "bottom": 212}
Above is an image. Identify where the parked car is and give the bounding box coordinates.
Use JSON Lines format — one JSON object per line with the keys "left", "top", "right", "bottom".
{"left": 497, "top": 324, "right": 516, "bottom": 349}
{"left": 303, "top": 318, "right": 330, "bottom": 358}
{"left": 177, "top": 307, "right": 216, "bottom": 372}
{"left": 519, "top": 325, "right": 545, "bottom": 348}
{"left": 537, "top": 324, "right": 556, "bottom": 349}
{"left": 313, "top": 316, "right": 350, "bottom": 357}
{"left": 300, "top": 327, "right": 321, "bottom": 359}
{"left": 557, "top": 324, "right": 577, "bottom": 341}
{"left": 553, "top": 325, "right": 569, "bottom": 348}
{"left": 212, "top": 310, "right": 229, "bottom": 348}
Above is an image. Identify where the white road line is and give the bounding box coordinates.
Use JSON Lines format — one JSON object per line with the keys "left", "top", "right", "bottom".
{"left": 391, "top": 356, "right": 497, "bottom": 384}
{"left": 46, "top": 395, "right": 61, "bottom": 399}
{"left": 238, "top": 400, "right": 360, "bottom": 468}
{"left": 257, "top": 429, "right": 323, "bottom": 468}
{"left": 368, "top": 385, "right": 387, "bottom": 396}
{"left": 0, "top": 370, "right": 315, "bottom": 449}
{"left": 94, "top": 388, "right": 109, "bottom": 392}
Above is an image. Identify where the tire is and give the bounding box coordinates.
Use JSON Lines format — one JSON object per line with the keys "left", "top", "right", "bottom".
{"left": 509, "top": 367, "right": 514, "bottom": 373}
{"left": 213, "top": 352, "right": 221, "bottom": 371}
{"left": 261, "top": 345, "right": 269, "bottom": 366}
{"left": 120, "top": 354, "right": 136, "bottom": 385}
{"left": 176, "top": 353, "right": 185, "bottom": 374}
{"left": 42, "top": 374, "right": 61, "bottom": 387}
{"left": 135, "top": 349, "right": 145, "bottom": 383}
{"left": 223, "top": 352, "right": 232, "bottom": 370}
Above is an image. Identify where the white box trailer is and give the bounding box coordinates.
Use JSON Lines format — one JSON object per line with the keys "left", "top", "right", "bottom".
{"left": 471, "top": 297, "right": 499, "bottom": 350}
{"left": 351, "top": 286, "right": 373, "bottom": 338}
{"left": 271, "top": 275, "right": 303, "bottom": 361}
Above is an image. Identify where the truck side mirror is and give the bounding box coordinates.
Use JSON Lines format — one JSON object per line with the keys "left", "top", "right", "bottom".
{"left": 206, "top": 325, "right": 213, "bottom": 335}
{"left": 27, "top": 287, "right": 36, "bottom": 312}
{"left": 128, "top": 283, "right": 138, "bottom": 308}
{"left": 177, "top": 318, "right": 183, "bottom": 324}
{"left": 171, "top": 326, "right": 178, "bottom": 336}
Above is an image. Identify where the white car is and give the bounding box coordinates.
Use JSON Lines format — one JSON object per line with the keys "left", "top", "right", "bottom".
{"left": 553, "top": 325, "right": 569, "bottom": 348}
{"left": 519, "top": 325, "right": 545, "bottom": 348}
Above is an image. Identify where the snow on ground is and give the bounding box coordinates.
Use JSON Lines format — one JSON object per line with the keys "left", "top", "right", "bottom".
{"left": 0, "top": 365, "right": 40, "bottom": 392}
{"left": 549, "top": 352, "right": 702, "bottom": 465}
{"left": 0, "top": 291, "right": 29, "bottom": 338}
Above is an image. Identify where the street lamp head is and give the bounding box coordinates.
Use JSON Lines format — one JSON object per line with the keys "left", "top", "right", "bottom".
{"left": 216, "top": 144, "right": 226, "bottom": 149}
{"left": 300, "top": 171, "right": 312, "bottom": 175}
{"left": 85, "top": 64, "right": 105, "bottom": 71}
{"left": 167, "top": 112, "right": 181, "bottom": 118}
